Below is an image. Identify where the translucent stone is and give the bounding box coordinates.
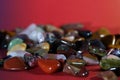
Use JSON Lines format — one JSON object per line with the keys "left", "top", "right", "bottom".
{"left": 34, "top": 49, "right": 48, "bottom": 57}
{"left": 100, "top": 58, "right": 120, "bottom": 70}
{"left": 20, "top": 23, "right": 45, "bottom": 43}
{"left": 88, "top": 46, "right": 107, "bottom": 57}
{"left": 63, "top": 63, "right": 88, "bottom": 77}
{"left": 4, "top": 57, "right": 27, "bottom": 70}
{"left": 27, "top": 46, "right": 48, "bottom": 57}
{"left": 8, "top": 43, "right": 27, "bottom": 52}
{"left": 101, "top": 35, "right": 116, "bottom": 48}
{"left": 82, "top": 52, "right": 99, "bottom": 65}
{"left": 38, "top": 42, "right": 50, "bottom": 52}
{"left": 67, "top": 58, "right": 86, "bottom": 67}
{"left": 38, "top": 59, "right": 61, "bottom": 74}
{"left": 91, "top": 27, "right": 110, "bottom": 39}
{"left": 8, "top": 38, "right": 23, "bottom": 50}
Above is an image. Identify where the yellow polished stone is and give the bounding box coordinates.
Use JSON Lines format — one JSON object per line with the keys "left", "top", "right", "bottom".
{"left": 39, "top": 42, "right": 50, "bottom": 52}
{"left": 91, "top": 27, "right": 110, "bottom": 39}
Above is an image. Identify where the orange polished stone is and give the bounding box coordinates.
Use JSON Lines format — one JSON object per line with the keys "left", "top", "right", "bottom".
{"left": 38, "top": 59, "right": 61, "bottom": 74}
{"left": 4, "top": 57, "right": 27, "bottom": 70}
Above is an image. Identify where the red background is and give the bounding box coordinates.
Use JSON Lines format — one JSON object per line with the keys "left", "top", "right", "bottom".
{"left": 0, "top": 0, "right": 120, "bottom": 33}
{"left": 0, "top": 0, "right": 120, "bottom": 80}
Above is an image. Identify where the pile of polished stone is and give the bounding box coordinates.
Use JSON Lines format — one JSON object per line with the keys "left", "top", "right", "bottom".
{"left": 0, "top": 23, "right": 120, "bottom": 80}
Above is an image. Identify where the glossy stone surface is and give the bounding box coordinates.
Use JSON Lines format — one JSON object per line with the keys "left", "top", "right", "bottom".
{"left": 100, "top": 35, "right": 118, "bottom": 48}
{"left": 100, "top": 58, "right": 120, "bottom": 70}
{"left": 39, "top": 42, "right": 50, "bottom": 52}
{"left": 9, "top": 43, "right": 27, "bottom": 52}
{"left": 57, "top": 47, "right": 76, "bottom": 58}
{"left": 88, "top": 46, "right": 107, "bottom": 57}
{"left": 38, "top": 59, "right": 61, "bottom": 74}
{"left": 78, "top": 30, "right": 92, "bottom": 38}
{"left": 109, "top": 67, "right": 120, "bottom": 76}
{"left": 4, "top": 57, "right": 27, "bottom": 70}
{"left": 34, "top": 49, "right": 48, "bottom": 57}
{"left": 49, "top": 39, "right": 75, "bottom": 53}
{"left": 8, "top": 38, "right": 23, "bottom": 50}
{"left": 89, "top": 39, "right": 106, "bottom": 49}
{"left": 82, "top": 52, "right": 99, "bottom": 65}
{"left": 20, "top": 23, "right": 45, "bottom": 43}
{"left": 63, "top": 63, "right": 88, "bottom": 77}
{"left": 91, "top": 27, "right": 110, "bottom": 39}
{"left": 67, "top": 58, "right": 86, "bottom": 67}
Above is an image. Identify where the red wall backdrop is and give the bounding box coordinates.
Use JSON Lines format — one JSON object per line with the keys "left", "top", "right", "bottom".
{"left": 0, "top": 0, "right": 120, "bottom": 33}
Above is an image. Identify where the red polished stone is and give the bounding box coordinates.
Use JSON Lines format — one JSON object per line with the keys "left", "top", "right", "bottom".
{"left": 4, "top": 57, "right": 27, "bottom": 70}
{"left": 38, "top": 59, "right": 61, "bottom": 74}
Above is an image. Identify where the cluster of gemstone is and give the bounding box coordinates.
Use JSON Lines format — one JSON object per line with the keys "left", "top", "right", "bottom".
{"left": 0, "top": 23, "right": 120, "bottom": 79}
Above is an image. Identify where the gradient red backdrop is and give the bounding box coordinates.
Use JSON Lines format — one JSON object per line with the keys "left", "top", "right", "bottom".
{"left": 0, "top": 0, "right": 120, "bottom": 33}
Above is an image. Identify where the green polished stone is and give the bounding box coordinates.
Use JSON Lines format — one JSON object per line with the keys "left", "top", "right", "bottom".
{"left": 8, "top": 38, "right": 23, "bottom": 50}
{"left": 100, "top": 58, "right": 120, "bottom": 70}
{"left": 88, "top": 46, "right": 107, "bottom": 57}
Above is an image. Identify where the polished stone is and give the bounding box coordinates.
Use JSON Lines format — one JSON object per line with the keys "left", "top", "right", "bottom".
{"left": 88, "top": 46, "right": 107, "bottom": 57}
{"left": 100, "top": 58, "right": 120, "bottom": 70}
{"left": 82, "top": 52, "right": 99, "bottom": 65}
{"left": 38, "top": 42, "right": 50, "bottom": 52}
{"left": 63, "top": 63, "right": 88, "bottom": 77}
{"left": 8, "top": 38, "right": 23, "bottom": 50}
{"left": 4, "top": 57, "right": 27, "bottom": 70}
{"left": 91, "top": 27, "right": 110, "bottom": 39}
{"left": 38, "top": 59, "right": 61, "bottom": 74}
{"left": 8, "top": 43, "right": 27, "bottom": 52}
